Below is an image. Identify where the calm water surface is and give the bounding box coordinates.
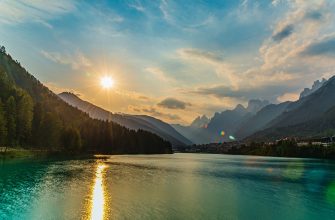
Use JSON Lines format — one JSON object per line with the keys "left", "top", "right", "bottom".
{"left": 0, "top": 153, "right": 335, "bottom": 219}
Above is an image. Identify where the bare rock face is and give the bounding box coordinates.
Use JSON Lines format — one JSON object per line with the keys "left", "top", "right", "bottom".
{"left": 190, "top": 115, "right": 210, "bottom": 128}
{"left": 299, "top": 78, "right": 327, "bottom": 99}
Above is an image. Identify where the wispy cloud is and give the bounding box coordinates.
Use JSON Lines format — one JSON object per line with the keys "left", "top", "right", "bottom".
{"left": 145, "top": 67, "right": 175, "bottom": 83}
{"left": 0, "top": 0, "right": 76, "bottom": 26}
{"left": 158, "top": 0, "right": 214, "bottom": 31}
{"left": 177, "top": 48, "right": 223, "bottom": 63}
{"left": 41, "top": 50, "right": 91, "bottom": 70}
{"left": 128, "top": 0, "right": 145, "bottom": 12}
{"left": 177, "top": 47, "right": 238, "bottom": 88}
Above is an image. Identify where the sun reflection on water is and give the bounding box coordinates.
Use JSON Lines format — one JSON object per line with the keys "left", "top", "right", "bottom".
{"left": 89, "top": 164, "right": 107, "bottom": 220}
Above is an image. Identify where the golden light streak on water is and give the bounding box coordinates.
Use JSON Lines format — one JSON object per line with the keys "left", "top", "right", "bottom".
{"left": 89, "top": 164, "right": 107, "bottom": 220}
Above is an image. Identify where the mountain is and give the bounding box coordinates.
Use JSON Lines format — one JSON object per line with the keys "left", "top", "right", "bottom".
{"left": 248, "top": 76, "right": 335, "bottom": 140}
{"left": 205, "top": 100, "right": 269, "bottom": 142}
{"left": 235, "top": 77, "right": 329, "bottom": 140}
{"left": 0, "top": 46, "right": 172, "bottom": 154}
{"left": 173, "top": 99, "right": 269, "bottom": 144}
{"left": 266, "top": 76, "right": 335, "bottom": 128}
{"left": 172, "top": 115, "right": 211, "bottom": 144}
{"left": 235, "top": 102, "right": 291, "bottom": 139}
{"left": 246, "top": 99, "right": 270, "bottom": 113}
{"left": 59, "top": 92, "right": 192, "bottom": 147}
{"left": 190, "top": 115, "right": 210, "bottom": 128}
{"left": 172, "top": 124, "right": 212, "bottom": 145}
{"left": 299, "top": 78, "right": 327, "bottom": 99}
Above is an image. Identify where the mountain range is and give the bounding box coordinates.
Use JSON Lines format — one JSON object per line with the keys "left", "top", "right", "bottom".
{"left": 248, "top": 76, "right": 335, "bottom": 141}
{"left": 174, "top": 77, "right": 335, "bottom": 144}
{"left": 59, "top": 92, "right": 192, "bottom": 148}
{"left": 173, "top": 99, "right": 269, "bottom": 144}
{"left": 60, "top": 75, "right": 335, "bottom": 146}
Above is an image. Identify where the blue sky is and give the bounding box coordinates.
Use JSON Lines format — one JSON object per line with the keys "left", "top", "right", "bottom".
{"left": 1, "top": 0, "right": 335, "bottom": 124}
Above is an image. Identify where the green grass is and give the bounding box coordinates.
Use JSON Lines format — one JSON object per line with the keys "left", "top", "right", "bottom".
{"left": 0, "top": 148, "right": 46, "bottom": 159}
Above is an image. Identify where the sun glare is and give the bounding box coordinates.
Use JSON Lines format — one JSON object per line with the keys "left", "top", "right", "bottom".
{"left": 100, "top": 76, "right": 114, "bottom": 89}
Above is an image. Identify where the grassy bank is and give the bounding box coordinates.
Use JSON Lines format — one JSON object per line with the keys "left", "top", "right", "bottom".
{"left": 0, "top": 148, "right": 48, "bottom": 159}
{"left": 0, "top": 148, "right": 102, "bottom": 161}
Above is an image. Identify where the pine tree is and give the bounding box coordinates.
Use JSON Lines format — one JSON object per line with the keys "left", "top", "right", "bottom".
{"left": 16, "top": 90, "right": 33, "bottom": 146}
{"left": 39, "top": 112, "right": 62, "bottom": 149}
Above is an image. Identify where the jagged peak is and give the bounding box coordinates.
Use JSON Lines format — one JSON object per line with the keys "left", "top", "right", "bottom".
{"left": 299, "top": 78, "right": 328, "bottom": 99}
{"left": 190, "top": 115, "right": 210, "bottom": 128}
{"left": 246, "top": 99, "right": 270, "bottom": 113}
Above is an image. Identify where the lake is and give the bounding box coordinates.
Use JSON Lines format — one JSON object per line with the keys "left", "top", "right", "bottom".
{"left": 0, "top": 153, "right": 335, "bottom": 219}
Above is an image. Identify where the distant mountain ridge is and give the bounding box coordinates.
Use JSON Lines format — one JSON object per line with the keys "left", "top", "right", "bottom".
{"left": 59, "top": 92, "right": 192, "bottom": 147}
{"left": 235, "top": 101, "right": 291, "bottom": 139}
{"left": 174, "top": 75, "right": 335, "bottom": 144}
{"left": 173, "top": 99, "right": 270, "bottom": 144}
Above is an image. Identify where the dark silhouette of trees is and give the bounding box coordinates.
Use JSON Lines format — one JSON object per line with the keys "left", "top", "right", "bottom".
{"left": 61, "top": 126, "right": 82, "bottom": 152}
{"left": 227, "top": 140, "right": 335, "bottom": 159}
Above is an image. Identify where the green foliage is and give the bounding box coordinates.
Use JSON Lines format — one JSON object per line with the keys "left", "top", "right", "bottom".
{"left": 16, "top": 89, "right": 33, "bottom": 145}
{"left": 5, "top": 96, "right": 17, "bottom": 146}
{"left": 61, "top": 127, "right": 82, "bottom": 152}
{"left": 39, "top": 112, "right": 63, "bottom": 149}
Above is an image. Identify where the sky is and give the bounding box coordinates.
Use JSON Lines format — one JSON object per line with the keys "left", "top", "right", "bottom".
{"left": 1, "top": 0, "right": 335, "bottom": 125}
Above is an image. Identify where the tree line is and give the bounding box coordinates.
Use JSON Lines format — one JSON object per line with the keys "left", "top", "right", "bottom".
{"left": 226, "top": 140, "right": 335, "bottom": 159}
{"left": 0, "top": 46, "right": 172, "bottom": 154}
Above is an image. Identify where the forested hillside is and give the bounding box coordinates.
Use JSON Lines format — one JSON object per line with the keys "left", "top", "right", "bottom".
{"left": 0, "top": 46, "right": 172, "bottom": 154}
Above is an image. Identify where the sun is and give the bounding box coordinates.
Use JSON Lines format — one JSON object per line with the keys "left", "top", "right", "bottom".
{"left": 100, "top": 76, "right": 114, "bottom": 89}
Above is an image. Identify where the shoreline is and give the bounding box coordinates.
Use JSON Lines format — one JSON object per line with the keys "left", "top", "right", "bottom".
{"left": 3, "top": 148, "right": 333, "bottom": 160}
{"left": 0, "top": 148, "right": 174, "bottom": 160}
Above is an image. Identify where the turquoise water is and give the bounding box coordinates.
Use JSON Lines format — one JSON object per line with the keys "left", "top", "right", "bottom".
{"left": 0, "top": 153, "right": 335, "bottom": 219}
